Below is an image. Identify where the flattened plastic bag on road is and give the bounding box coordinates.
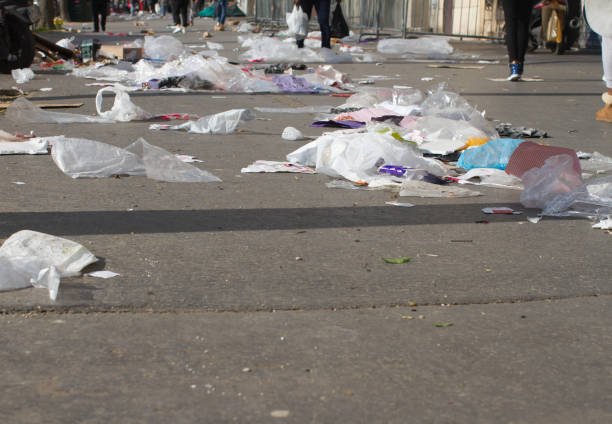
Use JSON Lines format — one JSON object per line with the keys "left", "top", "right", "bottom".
{"left": 457, "top": 138, "right": 523, "bottom": 171}
{"left": 50, "top": 136, "right": 220, "bottom": 182}
{"left": 0, "top": 138, "right": 49, "bottom": 155}
{"left": 125, "top": 139, "right": 221, "bottom": 182}
{"left": 0, "top": 230, "right": 98, "bottom": 300}
{"left": 6, "top": 98, "right": 113, "bottom": 124}
{"left": 95, "top": 87, "right": 152, "bottom": 122}
{"left": 520, "top": 154, "right": 584, "bottom": 210}
{"left": 51, "top": 136, "right": 146, "bottom": 178}
{"left": 149, "top": 109, "right": 254, "bottom": 134}
{"left": 377, "top": 37, "right": 453, "bottom": 58}
{"left": 282, "top": 127, "right": 305, "bottom": 140}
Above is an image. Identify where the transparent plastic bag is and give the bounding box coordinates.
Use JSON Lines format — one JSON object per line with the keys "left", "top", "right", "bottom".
{"left": 286, "top": 5, "right": 309, "bottom": 39}
{"left": 51, "top": 136, "right": 146, "bottom": 178}
{"left": 125, "top": 138, "right": 221, "bottom": 182}
{"left": 11, "top": 68, "right": 34, "bottom": 84}
{"left": 144, "top": 35, "right": 186, "bottom": 61}
{"left": 50, "top": 136, "right": 220, "bottom": 182}
{"left": 95, "top": 87, "right": 152, "bottom": 122}
{"left": 520, "top": 154, "right": 585, "bottom": 210}
{"left": 0, "top": 139, "right": 49, "bottom": 155}
{"left": 150, "top": 109, "right": 254, "bottom": 134}
{"left": 6, "top": 98, "right": 113, "bottom": 124}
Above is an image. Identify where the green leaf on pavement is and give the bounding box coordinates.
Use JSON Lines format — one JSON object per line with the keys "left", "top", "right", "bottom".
{"left": 383, "top": 257, "right": 412, "bottom": 264}
{"left": 434, "top": 322, "right": 454, "bottom": 328}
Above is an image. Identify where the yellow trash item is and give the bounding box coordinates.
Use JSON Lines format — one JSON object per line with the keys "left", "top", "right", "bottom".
{"left": 460, "top": 137, "right": 489, "bottom": 151}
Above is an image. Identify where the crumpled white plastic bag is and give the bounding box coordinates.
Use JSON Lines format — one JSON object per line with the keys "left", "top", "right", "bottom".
{"left": 0, "top": 230, "right": 98, "bottom": 300}
{"left": 281, "top": 127, "right": 305, "bottom": 141}
{"left": 11, "top": 68, "right": 34, "bottom": 84}
{"left": 50, "top": 136, "right": 221, "bottom": 182}
{"left": 6, "top": 98, "right": 113, "bottom": 124}
{"left": 95, "top": 87, "right": 152, "bottom": 122}
{"left": 286, "top": 5, "right": 309, "bottom": 39}
{"left": 149, "top": 109, "right": 254, "bottom": 134}
{"left": 287, "top": 131, "right": 447, "bottom": 183}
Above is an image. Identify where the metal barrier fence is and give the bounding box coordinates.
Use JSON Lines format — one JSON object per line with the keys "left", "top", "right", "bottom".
{"left": 253, "top": 0, "right": 504, "bottom": 41}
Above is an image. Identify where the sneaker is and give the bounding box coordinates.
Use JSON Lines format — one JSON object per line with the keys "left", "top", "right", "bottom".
{"left": 507, "top": 63, "right": 521, "bottom": 81}
{"left": 172, "top": 26, "right": 181, "bottom": 33}
{"left": 181, "top": 27, "right": 186, "bottom": 34}
{"left": 517, "top": 62, "right": 524, "bottom": 76}
{"left": 596, "top": 93, "right": 612, "bottom": 123}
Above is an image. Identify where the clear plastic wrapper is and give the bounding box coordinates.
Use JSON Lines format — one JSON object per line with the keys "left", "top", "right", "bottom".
{"left": 144, "top": 35, "right": 186, "bottom": 61}
{"left": 50, "top": 136, "right": 220, "bottom": 182}
{"left": 6, "top": 98, "right": 113, "bottom": 124}
{"left": 520, "top": 154, "right": 585, "bottom": 211}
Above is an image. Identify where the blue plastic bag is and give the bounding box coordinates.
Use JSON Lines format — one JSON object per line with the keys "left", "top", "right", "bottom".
{"left": 457, "top": 138, "right": 524, "bottom": 170}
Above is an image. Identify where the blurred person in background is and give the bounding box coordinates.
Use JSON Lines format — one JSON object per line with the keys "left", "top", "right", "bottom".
{"left": 585, "top": 0, "right": 612, "bottom": 122}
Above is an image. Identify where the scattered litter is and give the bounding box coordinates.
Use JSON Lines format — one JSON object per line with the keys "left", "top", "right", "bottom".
{"left": 40, "top": 87, "right": 53, "bottom": 92}
{"left": 527, "top": 216, "right": 542, "bottom": 223}
{"left": 456, "top": 168, "right": 523, "bottom": 190}
{"left": 281, "top": 127, "right": 305, "bottom": 141}
{"left": 95, "top": 87, "right": 152, "bottom": 122}
{"left": 385, "top": 201, "right": 414, "bottom": 207}
{"left": 150, "top": 109, "right": 254, "bottom": 134}
{"left": 86, "top": 270, "right": 120, "bottom": 279}
{"left": 482, "top": 207, "right": 522, "bottom": 215}
{"left": 0, "top": 230, "right": 98, "bottom": 300}
{"left": 421, "top": 77, "right": 434, "bottom": 81}
{"left": 241, "top": 160, "right": 315, "bottom": 174}
{"left": 11, "top": 68, "right": 34, "bottom": 84}
{"left": 176, "top": 155, "right": 203, "bottom": 163}
{"left": 270, "top": 410, "right": 291, "bottom": 418}
{"left": 592, "top": 217, "right": 612, "bottom": 230}
{"left": 434, "top": 322, "right": 453, "bottom": 327}
{"left": 457, "top": 138, "right": 524, "bottom": 171}
{"left": 50, "top": 136, "right": 221, "bottom": 182}
{"left": 12, "top": 182, "right": 25, "bottom": 185}
{"left": 6, "top": 98, "right": 113, "bottom": 124}
{"left": 383, "top": 257, "right": 412, "bottom": 264}
{"left": 580, "top": 152, "right": 612, "bottom": 174}
{"left": 0, "top": 139, "right": 49, "bottom": 155}
{"left": 377, "top": 37, "right": 453, "bottom": 58}
{"left": 496, "top": 123, "right": 548, "bottom": 138}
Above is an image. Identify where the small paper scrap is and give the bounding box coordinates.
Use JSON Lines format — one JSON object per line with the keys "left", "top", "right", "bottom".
{"left": 12, "top": 181, "right": 25, "bottom": 185}
{"left": 527, "top": 216, "right": 542, "bottom": 224}
{"left": 592, "top": 218, "right": 612, "bottom": 230}
{"left": 482, "top": 207, "right": 522, "bottom": 215}
{"left": 87, "top": 271, "right": 120, "bottom": 279}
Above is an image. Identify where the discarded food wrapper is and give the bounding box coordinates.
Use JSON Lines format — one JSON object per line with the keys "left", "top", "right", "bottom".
{"left": 527, "top": 216, "right": 542, "bottom": 223}
{"left": 11, "top": 68, "right": 34, "bottom": 84}
{"left": 241, "top": 160, "right": 315, "bottom": 174}
{"left": 282, "top": 127, "right": 305, "bottom": 141}
{"left": 0, "top": 230, "right": 98, "bottom": 300}
{"left": 457, "top": 138, "right": 524, "bottom": 171}
{"left": 482, "top": 207, "right": 522, "bottom": 215}
{"left": 456, "top": 168, "right": 523, "bottom": 190}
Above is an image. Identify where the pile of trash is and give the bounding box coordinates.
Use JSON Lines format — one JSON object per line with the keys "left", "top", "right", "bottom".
{"left": 244, "top": 83, "right": 612, "bottom": 225}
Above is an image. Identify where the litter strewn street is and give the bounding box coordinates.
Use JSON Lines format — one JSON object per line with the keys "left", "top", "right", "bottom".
{"left": 1, "top": 10, "right": 611, "bottom": 423}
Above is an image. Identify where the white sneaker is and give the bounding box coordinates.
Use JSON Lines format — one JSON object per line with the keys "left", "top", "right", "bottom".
{"left": 181, "top": 27, "right": 185, "bottom": 34}
{"left": 172, "top": 26, "right": 181, "bottom": 34}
